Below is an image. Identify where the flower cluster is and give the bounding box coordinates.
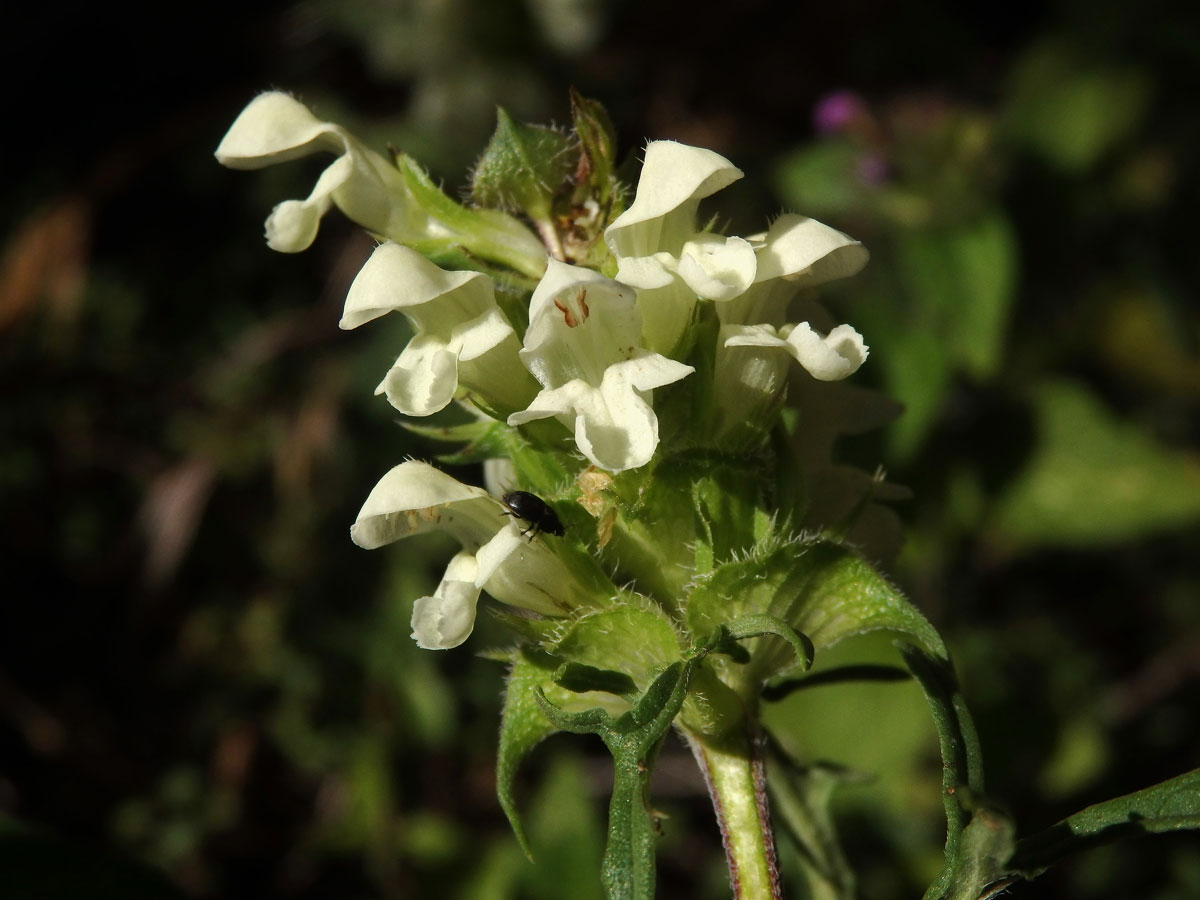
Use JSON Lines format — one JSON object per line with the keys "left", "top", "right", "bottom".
{"left": 217, "top": 92, "right": 871, "bottom": 654}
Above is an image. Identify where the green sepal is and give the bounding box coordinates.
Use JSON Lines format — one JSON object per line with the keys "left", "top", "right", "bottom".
{"left": 1008, "top": 767, "right": 1200, "bottom": 878}
{"left": 533, "top": 662, "right": 694, "bottom": 900}
{"left": 395, "top": 151, "right": 548, "bottom": 280}
{"left": 687, "top": 537, "right": 947, "bottom": 684}
{"left": 611, "top": 448, "right": 772, "bottom": 599}
{"left": 487, "top": 607, "right": 565, "bottom": 644}
{"left": 899, "top": 644, "right": 1011, "bottom": 900}
{"left": 782, "top": 542, "right": 948, "bottom": 659}
{"left": 568, "top": 88, "right": 619, "bottom": 213}
{"left": 554, "top": 662, "right": 639, "bottom": 698}
{"left": 473, "top": 109, "right": 575, "bottom": 225}
{"left": 551, "top": 605, "right": 683, "bottom": 691}
{"left": 401, "top": 418, "right": 512, "bottom": 464}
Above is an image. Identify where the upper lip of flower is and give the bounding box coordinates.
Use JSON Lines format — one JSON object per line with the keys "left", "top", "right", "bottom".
{"left": 339, "top": 241, "right": 535, "bottom": 417}
{"left": 351, "top": 460, "right": 596, "bottom": 648}
{"left": 215, "top": 91, "right": 420, "bottom": 253}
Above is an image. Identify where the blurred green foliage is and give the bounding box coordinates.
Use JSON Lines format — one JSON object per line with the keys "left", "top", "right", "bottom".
{"left": 2, "top": 1, "right": 1198, "bottom": 899}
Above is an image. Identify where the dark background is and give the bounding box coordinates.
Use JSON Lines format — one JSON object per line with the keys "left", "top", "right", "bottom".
{"left": 2, "top": 1, "right": 1198, "bottom": 898}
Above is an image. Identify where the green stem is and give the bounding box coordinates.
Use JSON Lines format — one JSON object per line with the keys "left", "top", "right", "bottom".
{"left": 684, "top": 723, "right": 783, "bottom": 900}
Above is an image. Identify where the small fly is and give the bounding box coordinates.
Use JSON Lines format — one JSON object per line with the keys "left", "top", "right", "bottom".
{"left": 502, "top": 490, "right": 565, "bottom": 540}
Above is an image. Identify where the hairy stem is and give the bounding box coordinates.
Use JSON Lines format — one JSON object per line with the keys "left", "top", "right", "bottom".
{"left": 684, "top": 723, "right": 783, "bottom": 900}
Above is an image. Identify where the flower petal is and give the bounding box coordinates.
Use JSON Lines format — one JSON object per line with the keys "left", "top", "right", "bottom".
{"left": 509, "top": 355, "right": 693, "bottom": 472}
{"left": 376, "top": 336, "right": 460, "bottom": 416}
{"left": 725, "top": 322, "right": 868, "bottom": 381}
{"left": 521, "top": 259, "right": 641, "bottom": 387}
{"left": 605, "top": 141, "right": 743, "bottom": 258}
{"left": 350, "top": 460, "right": 494, "bottom": 549}
{"left": 215, "top": 92, "right": 342, "bottom": 167}
{"left": 785, "top": 323, "right": 869, "bottom": 380}
{"left": 676, "top": 234, "right": 757, "bottom": 300}
{"left": 411, "top": 551, "right": 481, "bottom": 649}
{"left": 344, "top": 243, "right": 528, "bottom": 416}
{"left": 614, "top": 255, "right": 675, "bottom": 291}
{"left": 217, "top": 92, "right": 416, "bottom": 252}
{"left": 753, "top": 214, "right": 869, "bottom": 286}
{"left": 341, "top": 242, "right": 495, "bottom": 330}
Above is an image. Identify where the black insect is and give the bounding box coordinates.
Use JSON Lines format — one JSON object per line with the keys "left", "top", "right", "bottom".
{"left": 502, "top": 490, "right": 565, "bottom": 540}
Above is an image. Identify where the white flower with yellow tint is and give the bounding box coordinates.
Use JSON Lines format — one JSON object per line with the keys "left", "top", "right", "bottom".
{"left": 351, "top": 461, "right": 593, "bottom": 649}
{"left": 341, "top": 242, "right": 537, "bottom": 418}
{"left": 507, "top": 260, "right": 693, "bottom": 472}
{"left": 216, "top": 92, "right": 429, "bottom": 252}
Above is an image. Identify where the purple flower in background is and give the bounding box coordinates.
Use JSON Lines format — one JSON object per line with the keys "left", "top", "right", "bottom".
{"left": 813, "top": 89, "right": 867, "bottom": 135}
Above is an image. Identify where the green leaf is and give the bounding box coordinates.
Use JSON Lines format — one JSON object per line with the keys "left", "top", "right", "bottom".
{"left": 1002, "top": 39, "right": 1152, "bottom": 173}
{"left": 989, "top": 380, "right": 1200, "bottom": 547}
{"left": 554, "top": 662, "right": 638, "bottom": 698}
{"left": 534, "top": 662, "right": 694, "bottom": 900}
{"left": 1009, "top": 768, "right": 1200, "bottom": 876}
{"left": 766, "top": 755, "right": 864, "bottom": 900}
{"left": 472, "top": 108, "right": 575, "bottom": 224}
{"left": 899, "top": 645, "right": 1014, "bottom": 900}
{"left": 707, "top": 613, "right": 815, "bottom": 673}
{"left": 687, "top": 539, "right": 947, "bottom": 684}
{"left": 497, "top": 649, "right": 571, "bottom": 858}
{"left": 552, "top": 605, "right": 683, "bottom": 690}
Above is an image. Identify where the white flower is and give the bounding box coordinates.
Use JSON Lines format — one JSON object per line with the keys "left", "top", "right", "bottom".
{"left": 351, "top": 460, "right": 590, "bottom": 649}
{"left": 604, "top": 143, "right": 870, "bottom": 364}
{"left": 507, "top": 260, "right": 694, "bottom": 472}
{"left": 341, "top": 242, "right": 537, "bottom": 417}
{"left": 723, "top": 322, "right": 869, "bottom": 382}
{"left": 604, "top": 141, "right": 745, "bottom": 353}
{"left": 605, "top": 141, "right": 744, "bottom": 264}
{"left": 216, "top": 92, "right": 429, "bottom": 252}
{"left": 217, "top": 92, "right": 548, "bottom": 276}
{"left": 719, "top": 214, "right": 870, "bottom": 328}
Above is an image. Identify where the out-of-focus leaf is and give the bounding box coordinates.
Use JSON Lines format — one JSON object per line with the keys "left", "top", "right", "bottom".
{"left": 767, "top": 755, "right": 863, "bottom": 900}
{"left": 892, "top": 211, "right": 1017, "bottom": 381}
{"left": 773, "top": 140, "right": 868, "bottom": 217}
{"left": 1038, "top": 714, "right": 1110, "bottom": 800}
{"left": 989, "top": 380, "right": 1200, "bottom": 546}
{"left": 878, "top": 325, "right": 951, "bottom": 462}
{"left": 1009, "top": 768, "right": 1200, "bottom": 876}
{"left": 522, "top": 756, "right": 606, "bottom": 900}
{"left": 1002, "top": 40, "right": 1152, "bottom": 172}
{"left": 1095, "top": 288, "right": 1200, "bottom": 396}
